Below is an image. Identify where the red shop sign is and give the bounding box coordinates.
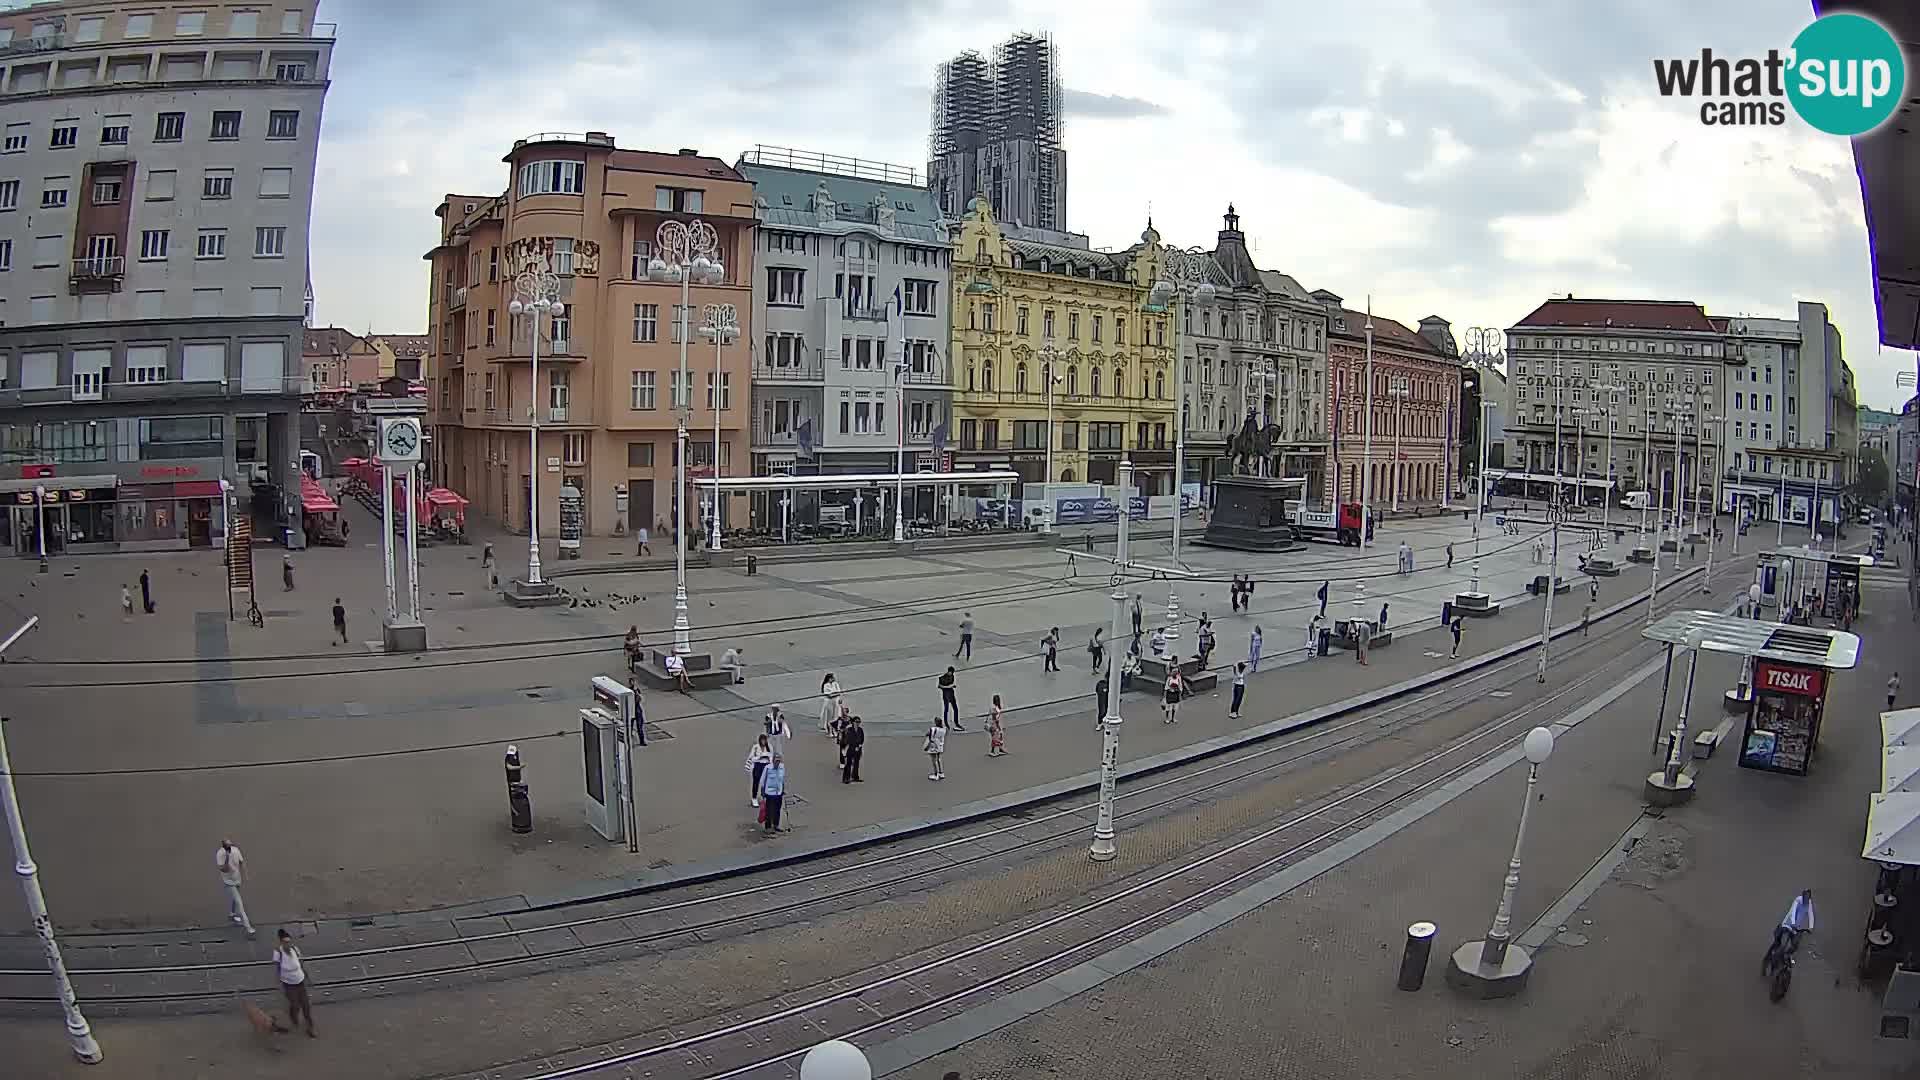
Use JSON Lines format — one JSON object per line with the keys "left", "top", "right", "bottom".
{"left": 140, "top": 464, "right": 201, "bottom": 479}
{"left": 1756, "top": 662, "right": 1824, "bottom": 698}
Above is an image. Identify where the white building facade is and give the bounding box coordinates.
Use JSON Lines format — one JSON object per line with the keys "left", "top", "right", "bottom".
{"left": 1723, "top": 301, "right": 1859, "bottom": 528}
{"left": 0, "top": 0, "right": 331, "bottom": 553}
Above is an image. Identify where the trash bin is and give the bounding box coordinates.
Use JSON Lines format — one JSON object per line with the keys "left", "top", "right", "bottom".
{"left": 508, "top": 782, "right": 533, "bottom": 834}
{"left": 1317, "top": 628, "right": 1331, "bottom": 657}
{"left": 1398, "top": 921, "right": 1437, "bottom": 991}
{"left": 1440, "top": 600, "right": 1453, "bottom": 625}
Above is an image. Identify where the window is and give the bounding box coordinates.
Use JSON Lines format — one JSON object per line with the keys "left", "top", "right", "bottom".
{"left": 1091, "top": 315, "right": 1103, "bottom": 343}
{"left": 1043, "top": 310, "right": 1055, "bottom": 339}
{"left": 1090, "top": 366, "right": 1102, "bottom": 398}
{"left": 518, "top": 160, "right": 584, "bottom": 196}
{"left": 209, "top": 111, "right": 241, "bottom": 139}
{"left": 1017, "top": 306, "right": 1029, "bottom": 335}
{"left": 550, "top": 236, "right": 574, "bottom": 275}
{"left": 253, "top": 226, "right": 285, "bottom": 258}
{"left": 275, "top": 61, "right": 307, "bottom": 82}
{"left": 1089, "top": 422, "right": 1125, "bottom": 451}
{"left": 902, "top": 278, "right": 937, "bottom": 315}
{"left": 155, "top": 113, "right": 184, "bottom": 142}
{"left": 176, "top": 11, "right": 207, "bottom": 35}
{"left": 625, "top": 441, "right": 655, "bottom": 467}
{"left": 629, "top": 302, "right": 660, "bottom": 343}
{"left": 669, "top": 370, "right": 691, "bottom": 409}
{"left": 50, "top": 123, "right": 79, "bottom": 149}
{"left": 139, "top": 229, "right": 169, "bottom": 261}
{"left": 653, "top": 186, "right": 702, "bottom": 212}
{"left": 228, "top": 9, "right": 259, "bottom": 36}
{"left": 250, "top": 286, "right": 280, "bottom": 315}
{"left": 546, "top": 303, "right": 571, "bottom": 351}
{"left": 0, "top": 238, "right": 9, "bottom": 271}
{"left": 767, "top": 267, "right": 805, "bottom": 306}
{"left": 624, "top": 369, "right": 659, "bottom": 411}
{"left": 0, "top": 179, "right": 15, "bottom": 210}
{"left": 202, "top": 169, "right": 233, "bottom": 199}
{"left": 839, "top": 400, "right": 851, "bottom": 434}
{"left": 3, "top": 123, "right": 26, "bottom": 153}
{"left": 982, "top": 303, "right": 996, "bottom": 331}
{"left": 126, "top": 13, "right": 154, "bottom": 37}
{"left": 705, "top": 372, "right": 732, "bottom": 411}
{"left": 40, "top": 179, "right": 68, "bottom": 208}
{"left": 480, "top": 308, "right": 494, "bottom": 346}
{"left": 32, "top": 235, "right": 62, "bottom": 267}
{"left": 126, "top": 345, "right": 168, "bottom": 384}
{"left": 100, "top": 119, "right": 130, "bottom": 145}
{"left": 252, "top": 166, "right": 292, "bottom": 198}
{"left": 196, "top": 229, "right": 226, "bottom": 259}
{"left": 191, "top": 287, "right": 222, "bottom": 316}
{"left": 266, "top": 110, "right": 299, "bottom": 139}
{"left": 1013, "top": 420, "right": 1048, "bottom": 450}
{"left": 1069, "top": 312, "right": 1080, "bottom": 340}
{"left": 1060, "top": 421, "right": 1079, "bottom": 449}
{"left": 559, "top": 432, "right": 586, "bottom": 467}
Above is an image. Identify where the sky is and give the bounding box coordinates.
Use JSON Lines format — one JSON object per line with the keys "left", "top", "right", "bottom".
{"left": 307, "top": 0, "right": 1917, "bottom": 412}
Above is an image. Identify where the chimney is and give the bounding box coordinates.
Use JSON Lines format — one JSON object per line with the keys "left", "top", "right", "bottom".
{"left": 678, "top": 148, "right": 699, "bottom": 156}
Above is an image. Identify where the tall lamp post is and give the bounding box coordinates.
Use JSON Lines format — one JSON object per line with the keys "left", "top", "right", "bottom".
{"left": 1701, "top": 413, "right": 1724, "bottom": 592}
{"left": 892, "top": 355, "right": 910, "bottom": 543}
{"left": 507, "top": 269, "right": 562, "bottom": 590}
{"left": 647, "top": 219, "right": 726, "bottom": 656}
{"left": 1594, "top": 382, "right": 1622, "bottom": 538}
{"left": 1038, "top": 344, "right": 1063, "bottom": 535}
{"left": 699, "top": 304, "right": 738, "bottom": 552}
{"left": 0, "top": 617, "right": 103, "bottom": 1063}
{"left": 1149, "top": 273, "right": 1216, "bottom": 643}
{"left": 1360, "top": 302, "right": 1376, "bottom": 546}
{"left": 1537, "top": 357, "right": 1564, "bottom": 685}
{"left": 1470, "top": 399, "right": 1495, "bottom": 596}
{"left": 1090, "top": 459, "right": 1135, "bottom": 863}
{"left": 1446, "top": 725, "right": 1555, "bottom": 997}
{"left": 1387, "top": 378, "right": 1410, "bottom": 511}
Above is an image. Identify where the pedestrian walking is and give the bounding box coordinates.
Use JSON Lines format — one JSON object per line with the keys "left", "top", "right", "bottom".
{"left": 817, "top": 673, "right": 843, "bottom": 734}
{"left": 1581, "top": 602, "right": 1592, "bottom": 636}
{"left": 1162, "top": 664, "right": 1185, "bottom": 723}
{"left": 924, "top": 717, "right": 948, "bottom": 781}
{"left": 1042, "top": 627, "right": 1060, "bottom": 672}
{"left": 1449, "top": 616, "right": 1463, "bottom": 659}
{"left": 1248, "top": 625, "right": 1264, "bottom": 672}
{"left": 1355, "top": 618, "right": 1370, "bottom": 665}
{"left": 271, "top": 930, "right": 316, "bottom": 1038}
{"left": 282, "top": 556, "right": 295, "bottom": 592}
{"left": 1378, "top": 602, "right": 1389, "bottom": 630}
{"left": 1197, "top": 621, "right": 1216, "bottom": 667}
{"left": 1148, "top": 626, "right": 1168, "bottom": 658}
{"left": 1228, "top": 662, "right": 1246, "bottom": 719}
{"left": 1749, "top": 582, "right": 1762, "bottom": 619}
{"left": 1589, "top": 579, "right": 1599, "bottom": 604}
{"left": 1891, "top": 672, "right": 1902, "bottom": 710}
{"left": 745, "top": 735, "right": 773, "bottom": 806}
{"left": 839, "top": 716, "right": 865, "bottom": 783}
{"left": 635, "top": 526, "right": 651, "bottom": 557}
{"left": 482, "top": 541, "right": 497, "bottom": 587}
{"left": 140, "top": 568, "right": 154, "bottom": 614}
{"left": 1446, "top": 542, "right": 1455, "bottom": 568}
{"left": 120, "top": 584, "right": 133, "bottom": 618}
{"left": 1131, "top": 594, "right": 1144, "bottom": 636}
{"left": 331, "top": 598, "right": 348, "bottom": 645}
{"left": 1316, "top": 581, "right": 1329, "bottom": 619}
{"left": 987, "top": 695, "right": 1007, "bottom": 757}
{"left": 758, "top": 755, "right": 788, "bottom": 831}
{"left": 1088, "top": 626, "right": 1106, "bottom": 672}
{"left": 1397, "top": 541, "right": 1412, "bottom": 574}
{"left": 764, "top": 706, "right": 791, "bottom": 759}
{"left": 954, "top": 612, "right": 975, "bottom": 660}
{"left": 1305, "top": 614, "right": 1321, "bottom": 659}
{"left": 938, "top": 666, "right": 962, "bottom": 728}
{"left": 216, "top": 839, "right": 255, "bottom": 937}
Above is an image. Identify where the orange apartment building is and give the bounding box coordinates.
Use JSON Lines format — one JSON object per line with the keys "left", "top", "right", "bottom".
{"left": 422, "top": 134, "right": 754, "bottom": 540}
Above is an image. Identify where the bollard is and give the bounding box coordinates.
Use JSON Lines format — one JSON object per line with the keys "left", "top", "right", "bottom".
{"left": 1398, "top": 921, "right": 1437, "bottom": 991}
{"left": 746, "top": 553, "right": 758, "bottom": 576}
{"left": 505, "top": 745, "right": 533, "bottom": 834}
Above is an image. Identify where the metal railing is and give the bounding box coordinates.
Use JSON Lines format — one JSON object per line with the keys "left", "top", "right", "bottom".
{"left": 450, "top": 287, "right": 467, "bottom": 310}
{"left": 70, "top": 255, "right": 125, "bottom": 279}
{"left": 753, "top": 354, "right": 826, "bottom": 381}
{"left": 741, "top": 145, "right": 923, "bottom": 186}
{"left": 0, "top": 34, "right": 65, "bottom": 58}
{"left": 0, "top": 376, "right": 309, "bottom": 407}
{"left": 900, "top": 361, "right": 953, "bottom": 386}
{"left": 842, "top": 304, "right": 886, "bottom": 322}
{"left": 513, "top": 132, "right": 615, "bottom": 150}
{"left": 751, "top": 418, "right": 807, "bottom": 446}
{"left": 482, "top": 402, "right": 594, "bottom": 426}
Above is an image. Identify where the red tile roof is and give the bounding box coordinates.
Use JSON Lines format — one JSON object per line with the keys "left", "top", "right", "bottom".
{"left": 1513, "top": 298, "right": 1717, "bottom": 333}
{"left": 1328, "top": 308, "right": 1447, "bottom": 357}
{"left": 608, "top": 149, "right": 745, "bottom": 182}
{"left": 303, "top": 327, "right": 370, "bottom": 357}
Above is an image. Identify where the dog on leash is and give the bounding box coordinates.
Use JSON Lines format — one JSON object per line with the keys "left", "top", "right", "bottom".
{"left": 244, "top": 1000, "right": 289, "bottom": 1047}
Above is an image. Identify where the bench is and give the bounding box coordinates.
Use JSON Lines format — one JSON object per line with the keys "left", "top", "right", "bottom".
{"left": 1527, "top": 575, "right": 1571, "bottom": 596}
{"left": 1135, "top": 654, "right": 1221, "bottom": 694}
{"left": 1693, "top": 718, "right": 1737, "bottom": 759}
{"left": 1326, "top": 618, "right": 1394, "bottom": 651}
{"left": 630, "top": 648, "right": 739, "bottom": 692}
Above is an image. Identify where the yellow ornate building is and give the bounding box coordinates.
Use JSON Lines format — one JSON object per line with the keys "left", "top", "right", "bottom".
{"left": 948, "top": 197, "right": 1177, "bottom": 496}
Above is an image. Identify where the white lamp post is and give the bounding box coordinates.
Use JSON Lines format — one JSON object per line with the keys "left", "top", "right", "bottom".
{"left": 1594, "top": 383, "right": 1622, "bottom": 538}
{"left": 507, "top": 269, "right": 562, "bottom": 588}
{"left": 647, "top": 219, "right": 725, "bottom": 656}
{"left": 1470, "top": 399, "right": 1494, "bottom": 596}
{"left": 698, "top": 304, "right": 739, "bottom": 552}
{"left": 1701, "top": 413, "right": 1723, "bottom": 592}
{"left": 1089, "top": 458, "right": 1135, "bottom": 862}
{"left": 1537, "top": 357, "right": 1563, "bottom": 685}
{"left": 1039, "top": 344, "right": 1063, "bottom": 535}
{"left": 1446, "top": 725, "right": 1554, "bottom": 998}
{"left": 1387, "top": 378, "right": 1410, "bottom": 512}
{"left": 1360, "top": 302, "right": 1376, "bottom": 546}
{"left": 799, "top": 1039, "right": 872, "bottom": 1080}
{"left": 0, "top": 617, "right": 103, "bottom": 1063}
{"left": 1645, "top": 628, "right": 1704, "bottom": 806}
{"left": 1150, "top": 275, "right": 1216, "bottom": 644}
{"left": 1634, "top": 405, "right": 1655, "bottom": 560}
{"left": 32, "top": 485, "right": 47, "bottom": 572}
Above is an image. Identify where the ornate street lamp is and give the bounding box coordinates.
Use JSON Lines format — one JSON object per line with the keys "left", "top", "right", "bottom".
{"left": 648, "top": 220, "right": 726, "bottom": 655}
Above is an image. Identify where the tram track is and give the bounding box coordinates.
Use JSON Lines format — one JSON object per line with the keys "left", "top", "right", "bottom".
{"left": 0, "top": 556, "right": 1722, "bottom": 1012}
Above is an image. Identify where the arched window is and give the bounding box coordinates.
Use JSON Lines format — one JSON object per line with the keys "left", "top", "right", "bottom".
{"left": 1066, "top": 366, "right": 1078, "bottom": 395}
{"left": 1061, "top": 468, "right": 1076, "bottom": 482}
{"left": 976, "top": 239, "right": 987, "bottom": 259}
{"left": 1091, "top": 366, "right": 1103, "bottom": 398}
{"left": 1113, "top": 367, "right": 1126, "bottom": 399}
{"left": 982, "top": 363, "right": 994, "bottom": 393}
{"left": 1016, "top": 362, "right": 1029, "bottom": 394}
{"left": 1155, "top": 371, "right": 1167, "bottom": 400}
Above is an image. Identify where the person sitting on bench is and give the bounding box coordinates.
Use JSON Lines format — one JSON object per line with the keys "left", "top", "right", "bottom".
{"left": 663, "top": 651, "right": 692, "bottom": 693}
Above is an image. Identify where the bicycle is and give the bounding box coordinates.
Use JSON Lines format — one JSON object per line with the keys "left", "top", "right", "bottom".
{"left": 1761, "top": 926, "right": 1800, "bottom": 1001}
{"left": 246, "top": 599, "right": 265, "bottom": 628}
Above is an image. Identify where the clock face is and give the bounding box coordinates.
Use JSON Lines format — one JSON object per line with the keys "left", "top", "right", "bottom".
{"left": 383, "top": 420, "right": 420, "bottom": 458}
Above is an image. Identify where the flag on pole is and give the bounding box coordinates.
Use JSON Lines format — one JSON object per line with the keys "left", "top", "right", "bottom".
{"left": 889, "top": 282, "right": 903, "bottom": 320}
{"left": 796, "top": 418, "right": 815, "bottom": 460}
{"left": 930, "top": 421, "right": 949, "bottom": 455}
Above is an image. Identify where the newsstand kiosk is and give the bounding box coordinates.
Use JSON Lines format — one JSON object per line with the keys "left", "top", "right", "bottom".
{"left": 1738, "top": 658, "right": 1836, "bottom": 775}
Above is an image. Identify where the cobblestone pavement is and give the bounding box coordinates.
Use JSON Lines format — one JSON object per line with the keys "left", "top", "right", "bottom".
{"left": 0, "top": 547, "right": 1766, "bottom": 1079}
{"left": 0, "top": 497, "right": 1697, "bottom": 933}
{"left": 891, "top": 582, "right": 1918, "bottom": 1080}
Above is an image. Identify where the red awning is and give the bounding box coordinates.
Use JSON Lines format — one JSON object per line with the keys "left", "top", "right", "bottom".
{"left": 426, "top": 487, "right": 468, "bottom": 507}
{"left": 174, "top": 481, "right": 224, "bottom": 498}
{"left": 302, "top": 492, "right": 339, "bottom": 513}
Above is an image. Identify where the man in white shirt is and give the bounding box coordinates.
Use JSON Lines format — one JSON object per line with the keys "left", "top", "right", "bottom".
{"left": 216, "top": 839, "right": 254, "bottom": 937}
{"left": 664, "top": 652, "right": 692, "bottom": 693}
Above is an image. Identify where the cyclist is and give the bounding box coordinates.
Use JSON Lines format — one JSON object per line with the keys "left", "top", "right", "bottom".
{"left": 1765, "top": 889, "right": 1815, "bottom": 978}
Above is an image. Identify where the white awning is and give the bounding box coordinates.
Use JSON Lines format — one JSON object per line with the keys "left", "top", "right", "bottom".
{"left": 1885, "top": 709, "right": 1920, "bottom": 749}
{"left": 1885, "top": 745, "right": 1920, "bottom": 793}
{"left": 0, "top": 474, "right": 119, "bottom": 494}
{"left": 1864, "top": 792, "right": 1920, "bottom": 866}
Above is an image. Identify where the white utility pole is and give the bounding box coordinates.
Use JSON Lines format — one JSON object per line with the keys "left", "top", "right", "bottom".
{"left": 0, "top": 618, "right": 103, "bottom": 1064}
{"left": 1360, "top": 301, "right": 1376, "bottom": 547}
{"left": 1537, "top": 355, "right": 1563, "bottom": 684}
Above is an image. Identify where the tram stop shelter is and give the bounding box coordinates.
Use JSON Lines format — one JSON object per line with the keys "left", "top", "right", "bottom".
{"left": 1641, "top": 611, "right": 1858, "bottom": 795}
{"left": 702, "top": 469, "right": 1020, "bottom": 543}
{"left": 1768, "top": 546, "right": 1875, "bottom": 622}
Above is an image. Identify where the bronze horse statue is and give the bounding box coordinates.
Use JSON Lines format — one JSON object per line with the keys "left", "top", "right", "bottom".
{"left": 1227, "top": 410, "right": 1284, "bottom": 476}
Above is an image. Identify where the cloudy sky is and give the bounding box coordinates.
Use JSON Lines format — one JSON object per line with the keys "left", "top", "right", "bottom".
{"left": 308, "top": 0, "right": 1915, "bottom": 411}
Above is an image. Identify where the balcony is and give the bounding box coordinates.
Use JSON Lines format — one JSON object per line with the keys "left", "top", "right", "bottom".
{"left": 481, "top": 401, "right": 595, "bottom": 427}
{"left": 842, "top": 305, "right": 887, "bottom": 322}
{"left": 0, "top": 376, "right": 310, "bottom": 408}
{"left": 70, "top": 255, "right": 125, "bottom": 289}
{"left": 449, "top": 287, "right": 468, "bottom": 310}
{"left": 900, "top": 360, "right": 953, "bottom": 387}
{"left": 751, "top": 417, "right": 809, "bottom": 446}
{"left": 754, "top": 351, "right": 826, "bottom": 382}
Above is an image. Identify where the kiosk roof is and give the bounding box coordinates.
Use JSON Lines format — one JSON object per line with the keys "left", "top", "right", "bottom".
{"left": 1641, "top": 610, "right": 1859, "bottom": 670}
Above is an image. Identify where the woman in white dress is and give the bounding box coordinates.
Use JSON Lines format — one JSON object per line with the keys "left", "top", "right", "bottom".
{"left": 818, "top": 672, "right": 843, "bottom": 733}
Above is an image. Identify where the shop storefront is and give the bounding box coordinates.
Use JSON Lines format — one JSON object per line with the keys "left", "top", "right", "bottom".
{"left": 0, "top": 475, "right": 120, "bottom": 556}
{"left": 0, "top": 462, "right": 229, "bottom": 555}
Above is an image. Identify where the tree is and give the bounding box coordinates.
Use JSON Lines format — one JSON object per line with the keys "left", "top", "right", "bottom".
{"left": 1859, "top": 446, "right": 1891, "bottom": 502}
